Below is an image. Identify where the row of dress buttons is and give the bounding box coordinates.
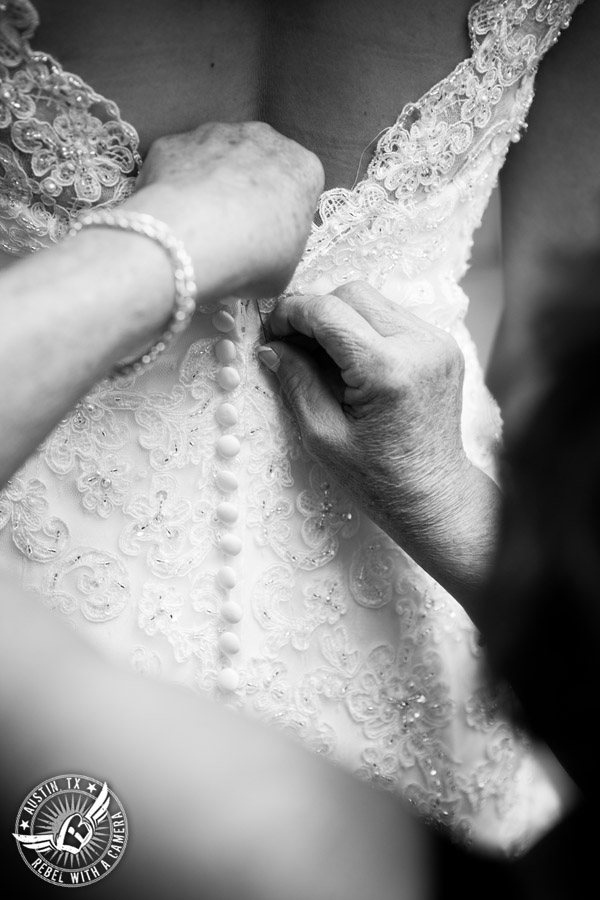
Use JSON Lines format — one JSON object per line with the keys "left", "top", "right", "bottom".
{"left": 212, "top": 302, "right": 243, "bottom": 693}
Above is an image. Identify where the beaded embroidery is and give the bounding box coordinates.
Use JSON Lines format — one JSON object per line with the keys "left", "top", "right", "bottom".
{"left": 0, "top": 0, "right": 140, "bottom": 253}
{"left": 0, "top": 0, "right": 583, "bottom": 854}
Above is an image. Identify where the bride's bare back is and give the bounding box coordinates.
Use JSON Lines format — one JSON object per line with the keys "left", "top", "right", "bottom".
{"left": 30, "top": 0, "right": 600, "bottom": 422}
{"left": 32, "top": 0, "right": 473, "bottom": 191}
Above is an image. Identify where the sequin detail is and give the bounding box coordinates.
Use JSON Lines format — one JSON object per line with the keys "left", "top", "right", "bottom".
{"left": 0, "top": 0, "right": 583, "bottom": 854}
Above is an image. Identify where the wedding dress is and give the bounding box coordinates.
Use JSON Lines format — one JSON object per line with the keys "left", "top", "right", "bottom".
{"left": 0, "top": 0, "right": 583, "bottom": 853}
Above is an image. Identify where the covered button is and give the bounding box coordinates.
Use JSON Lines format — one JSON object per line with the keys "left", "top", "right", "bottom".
{"left": 216, "top": 470, "right": 239, "bottom": 492}
{"left": 215, "top": 339, "right": 237, "bottom": 364}
{"left": 217, "top": 566, "right": 237, "bottom": 589}
{"left": 216, "top": 434, "right": 241, "bottom": 458}
{"left": 215, "top": 402, "right": 238, "bottom": 427}
{"left": 216, "top": 667, "right": 240, "bottom": 692}
{"left": 217, "top": 367, "right": 241, "bottom": 391}
{"left": 212, "top": 310, "right": 236, "bottom": 333}
{"left": 216, "top": 501, "right": 239, "bottom": 523}
{"left": 222, "top": 600, "right": 243, "bottom": 623}
{"left": 218, "top": 631, "right": 241, "bottom": 655}
{"left": 220, "top": 533, "right": 242, "bottom": 555}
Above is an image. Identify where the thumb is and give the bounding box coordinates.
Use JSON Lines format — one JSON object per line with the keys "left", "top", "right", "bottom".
{"left": 257, "top": 342, "right": 345, "bottom": 441}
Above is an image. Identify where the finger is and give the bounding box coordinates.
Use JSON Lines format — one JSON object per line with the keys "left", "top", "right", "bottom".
{"left": 331, "top": 281, "right": 439, "bottom": 340}
{"left": 257, "top": 341, "right": 348, "bottom": 446}
{"left": 266, "top": 293, "right": 382, "bottom": 375}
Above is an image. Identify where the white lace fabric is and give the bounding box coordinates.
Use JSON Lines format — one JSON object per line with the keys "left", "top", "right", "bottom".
{"left": 0, "top": 0, "right": 583, "bottom": 854}
{"left": 0, "top": 0, "right": 140, "bottom": 253}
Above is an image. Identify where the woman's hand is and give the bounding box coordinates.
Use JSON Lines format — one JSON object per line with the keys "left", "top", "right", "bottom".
{"left": 260, "top": 281, "right": 500, "bottom": 619}
{"left": 128, "top": 121, "right": 324, "bottom": 301}
{"left": 0, "top": 122, "right": 322, "bottom": 486}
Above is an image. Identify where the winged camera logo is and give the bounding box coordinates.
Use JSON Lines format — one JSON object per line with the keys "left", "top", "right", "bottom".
{"left": 13, "top": 774, "right": 128, "bottom": 887}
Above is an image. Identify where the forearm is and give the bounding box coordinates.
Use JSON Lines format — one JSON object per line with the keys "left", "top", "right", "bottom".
{"left": 0, "top": 186, "right": 241, "bottom": 488}
{"left": 0, "top": 223, "right": 173, "bottom": 487}
{"left": 372, "top": 460, "right": 501, "bottom": 628}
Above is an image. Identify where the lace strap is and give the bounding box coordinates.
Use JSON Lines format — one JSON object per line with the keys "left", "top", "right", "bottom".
{"left": 469, "top": 0, "right": 584, "bottom": 85}
{"left": 302, "top": 0, "right": 584, "bottom": 284}
{"left": 0, "top": 0, "right": 142, "bottom": 255}
{"left": 371, "top": 0, "right": 584, "bottom": 197}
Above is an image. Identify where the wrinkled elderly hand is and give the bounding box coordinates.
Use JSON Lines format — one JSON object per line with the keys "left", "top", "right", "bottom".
{"left": 259, "top": 281, "right": 499, "bottom": 616}
{"left": 128, "top": 121, "right": 324, "bottom": 301}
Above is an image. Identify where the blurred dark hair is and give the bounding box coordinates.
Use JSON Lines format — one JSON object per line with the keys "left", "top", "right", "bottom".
{"left": 483, "top": 250, "right": 600, "bottom": 796}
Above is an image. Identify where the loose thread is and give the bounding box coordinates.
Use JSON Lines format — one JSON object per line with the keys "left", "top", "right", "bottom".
{"left": 254, "top": 298, "right": 267, "bottom": 342}
{"left": 350, "top": 126, "right": 389, "bottom": 190}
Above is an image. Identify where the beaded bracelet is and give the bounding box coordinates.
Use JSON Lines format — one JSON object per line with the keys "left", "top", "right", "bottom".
{"left": 68, "top": 209, "right": 198, "bottom": 378}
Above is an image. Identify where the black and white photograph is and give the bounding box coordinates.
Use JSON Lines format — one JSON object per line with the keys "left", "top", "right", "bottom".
{"left": 0, "top": 1, "right": 596, "bottom": 896}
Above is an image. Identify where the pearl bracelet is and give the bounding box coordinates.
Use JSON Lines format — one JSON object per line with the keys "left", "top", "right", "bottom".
{"left": 68, "top": 209, "right": 197, "bottom": 378}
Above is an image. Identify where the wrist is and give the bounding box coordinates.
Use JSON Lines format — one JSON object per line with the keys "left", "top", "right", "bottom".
{"left": 378, "top": 455, "right": 500, "bottom": 618}
{"left": 63, "top": 223, "right": 176, "bottom": 359}
{"left": 124, "top": 182, "right": 282, "bottom": 304}
{"left": 61, "top": 219, "right": 174, "bottom": 325}
{"left": 123, "top": 185, "right": 240, "bottom": 304}
{"left": 70, "top": 210, "right": 197, "bottom": 376}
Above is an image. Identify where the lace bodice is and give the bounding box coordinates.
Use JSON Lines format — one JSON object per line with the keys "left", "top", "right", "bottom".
{"left": 0, "top": 0, "right": 582, "bottom": 854}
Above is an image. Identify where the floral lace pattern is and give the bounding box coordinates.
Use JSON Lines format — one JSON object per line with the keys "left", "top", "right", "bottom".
{"left": 295, "top": 0, "right": 580, "bottom": 293}
{"left": 0, "top": 0, "right": 583, "bottom": 854}
{"left": 0, "top": 0, "right": 140, "bottom": 253}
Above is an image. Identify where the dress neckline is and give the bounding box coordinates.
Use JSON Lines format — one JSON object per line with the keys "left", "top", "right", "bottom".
{"left": 0, "top": 0, "right": 583, "bottom": 264}
{"left": 19, "top": 0, "right": 481, "bottom": 195}
{"left": 299, "top": 0, "right": 583, "bottom": 279}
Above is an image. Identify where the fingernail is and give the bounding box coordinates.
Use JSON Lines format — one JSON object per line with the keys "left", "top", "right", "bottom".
{"left": 257, "top": 346, "right": 280, "bottom": 372}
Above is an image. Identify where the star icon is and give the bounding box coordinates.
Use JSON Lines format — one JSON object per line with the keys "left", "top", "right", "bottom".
{"left": 87, "top": 783, "right": 98, "bottom": 794}
{"left": 19, "top": 820, "right": 30, "bottom": 831}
